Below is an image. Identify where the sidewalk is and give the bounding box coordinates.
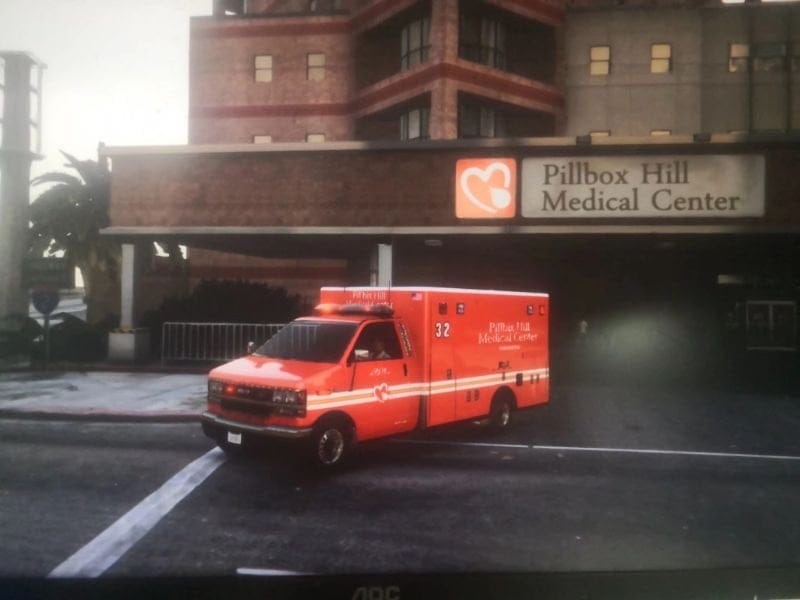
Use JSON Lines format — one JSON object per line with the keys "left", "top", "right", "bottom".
{"left": 0, "top": 371, "right": 208, "bottom": 422}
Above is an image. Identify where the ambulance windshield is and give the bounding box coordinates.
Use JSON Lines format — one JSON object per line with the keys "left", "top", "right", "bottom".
{"left": 254, "top": 320, "right": 358, "bottom": 363}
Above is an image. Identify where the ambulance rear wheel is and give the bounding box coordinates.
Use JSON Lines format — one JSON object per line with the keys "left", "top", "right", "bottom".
{"left": 489, "top": 392, "right": 514, "bottom": 431}
{"left": 310, "top": 416, "right": 354, "bottom": 468}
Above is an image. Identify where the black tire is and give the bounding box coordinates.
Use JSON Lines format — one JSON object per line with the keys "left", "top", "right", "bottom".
{"left": 309, "top": 416, "right": 354, "bottom": 468}
{"left": 488, "top": 392, "right": 514, "bottom": 431}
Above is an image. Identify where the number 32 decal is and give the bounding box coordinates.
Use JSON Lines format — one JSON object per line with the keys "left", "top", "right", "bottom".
{"left": 434, "top": 322, "right": 451, "bottom": 338}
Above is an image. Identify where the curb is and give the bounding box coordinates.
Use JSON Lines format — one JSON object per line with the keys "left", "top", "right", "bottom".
{"left": 0, "top": 410, "right": 202, "bottom": 424}
{"left": 0, "top": 363, "right": 212, "bottom": 375}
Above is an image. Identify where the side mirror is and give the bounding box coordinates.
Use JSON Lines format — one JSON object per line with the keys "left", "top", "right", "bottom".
{"left": 247, "top": 341, "right": 256, "bottom": 354}
{"left": 353, "top": 349, "right": 370, "bottom": 362}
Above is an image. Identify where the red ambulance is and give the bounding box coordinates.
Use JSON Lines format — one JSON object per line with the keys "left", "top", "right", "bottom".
{"left": 201, "top": 287, "right": 549, "bottom": 467}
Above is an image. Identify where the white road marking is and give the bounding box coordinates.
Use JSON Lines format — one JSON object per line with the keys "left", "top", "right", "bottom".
{"left": 237, "top": 567, "right": 308, "bottom": 576}
{"left": 395, "top": 439, "right": 800, "bottom": 462}
{"left": 532, "top": 444, "right": 800, "bottom": 462}
{"left": 49, "top": 448, "right": 226, "bottom": 578}
{"left": 394, "top": 439, "right": 530, "bottom": 450}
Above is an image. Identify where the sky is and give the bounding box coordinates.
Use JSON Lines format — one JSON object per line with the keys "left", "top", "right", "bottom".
{"left": 0, "top": 0, "right": 213, "bottom": 177}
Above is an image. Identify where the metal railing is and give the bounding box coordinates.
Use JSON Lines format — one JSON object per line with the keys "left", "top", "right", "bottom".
{"left": 161, "top": 322, "right": 285, "bottom": 365}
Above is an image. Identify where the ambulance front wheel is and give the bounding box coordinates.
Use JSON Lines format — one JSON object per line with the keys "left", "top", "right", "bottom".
{"left": 489, "top": 391, "right": 515, "bottom": 431}
{"left": 310, "top": 415, "right": 355, "bottom": 468}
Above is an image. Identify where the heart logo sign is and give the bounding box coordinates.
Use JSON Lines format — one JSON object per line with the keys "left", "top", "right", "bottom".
{"left": 374, "top": 383, "right": 390, "bottom": 403}
{"left": 455, "top": 158, "right": 517, "bottom": 219}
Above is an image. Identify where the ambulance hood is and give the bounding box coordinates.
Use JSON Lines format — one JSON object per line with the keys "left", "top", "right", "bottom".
{"left": 209, "top": 356, "right": 338, "bottom": 389}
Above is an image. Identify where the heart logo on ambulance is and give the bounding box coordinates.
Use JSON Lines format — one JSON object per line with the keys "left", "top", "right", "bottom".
{"left": 373, "top": 383, "right": 390, "bottom": 403}
{"left": 455, "top": 158, "right": 517, "bottom": 219}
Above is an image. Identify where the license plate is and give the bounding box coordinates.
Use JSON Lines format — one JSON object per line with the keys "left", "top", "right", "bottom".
{"left": 227, "top": 431, "right": 242, "bottom": 445}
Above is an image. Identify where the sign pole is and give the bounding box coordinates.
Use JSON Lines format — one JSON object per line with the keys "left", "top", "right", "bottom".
{"left": 44, "top": 313, "right": 51, "bottom": 371}
{"left": 31, "top": 289, "right": 60, "bottom": 370}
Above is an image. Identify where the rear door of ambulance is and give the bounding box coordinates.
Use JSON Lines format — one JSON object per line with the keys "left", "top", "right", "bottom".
{"left": 426, "top": 291, "right": 456, "bottom": 425}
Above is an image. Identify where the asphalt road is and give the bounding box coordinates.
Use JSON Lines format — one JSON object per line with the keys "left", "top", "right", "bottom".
{"left": 1, "top": 385, "right": 800, "bottom": 585}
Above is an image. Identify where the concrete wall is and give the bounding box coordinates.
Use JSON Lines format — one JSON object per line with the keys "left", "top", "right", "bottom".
{"left": 564, "top": 7, "right": 702, "bottom": 136}
{"left": 565, "top": 4, "right": 800, "bottom": 137}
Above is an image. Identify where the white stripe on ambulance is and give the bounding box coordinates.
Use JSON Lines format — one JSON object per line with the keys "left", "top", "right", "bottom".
{"left": 306, "top": 367, "right": 549, "bottom": 412}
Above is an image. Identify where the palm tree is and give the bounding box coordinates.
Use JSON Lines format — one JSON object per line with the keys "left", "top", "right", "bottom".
{"left": 28, "top": 151, "right": 119, "bottom": 324}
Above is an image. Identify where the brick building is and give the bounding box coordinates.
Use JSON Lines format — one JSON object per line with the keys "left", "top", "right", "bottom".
{"left": 104, "top": 0, "right": 800, "bottom": 390}
{"left": 190, "top": 0, "right": 562, "bottom": 144}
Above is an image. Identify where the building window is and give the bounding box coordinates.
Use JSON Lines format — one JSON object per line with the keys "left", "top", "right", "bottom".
{"left": 651, "top": 44, "right": 672, "bottom": 73}
{"left": 753, "top": 42, "right": 786, "bottom": 72}
{"left": 400, "top": 107, "right": 430, "bottom": 140}
{"left": 746, "top": 301, "right": 796, "bottom": 351}
{"left": 590, "top": 46, "right": 610, "bottom": 76}
{"left": 460, "top": 16, "right": 507, "bottom": 69}
{"left": 253, "top": 135, "right": 272, "bottom": 143}
{"left": 650, "top": 129, "right": 671, "bottom": 136}
{"left": 459, "top": 103, "right": 505, "bottom": 138}
{"left": 306, "top": 133, "right": 326, "bottom": 142}
{"left": 400, "top": 17, "right": 430, "bottom": 70}
{"left": 255, "top": 55, "right": 273, "bottom": 82}
{"left": 307, "top": 53, "right": 325, "bottom": 81}
{"left": 728, "top": 43, "right": 749, "bottom": 72}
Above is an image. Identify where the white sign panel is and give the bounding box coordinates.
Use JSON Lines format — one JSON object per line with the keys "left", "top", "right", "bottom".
{"left": 521, "top": 155, "right": 765, "bottom": 218}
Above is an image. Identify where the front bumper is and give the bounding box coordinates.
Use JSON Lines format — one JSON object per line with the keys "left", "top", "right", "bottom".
{"left": 201, "top": 411, "right": 313, "bottom": 440}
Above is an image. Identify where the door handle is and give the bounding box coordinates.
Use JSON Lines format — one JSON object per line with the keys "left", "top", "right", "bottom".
{"left": 403, "top": 363, "right": 408, "bottom": 376}
{"left": 446, "top": 369, "right": 452, "bottom": 379}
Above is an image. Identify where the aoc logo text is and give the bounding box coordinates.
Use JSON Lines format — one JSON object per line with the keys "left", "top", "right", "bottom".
{"left": 352, "top": 585, "right": 401, "bottom": 600}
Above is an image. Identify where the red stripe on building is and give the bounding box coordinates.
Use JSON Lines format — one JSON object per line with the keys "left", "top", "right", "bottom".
{"left": 442, "top": 63, "right": 564, "bottom": 109}
{"left": 191, "top": 103, "right": 351, "bottom": 119}
{"left": 350, "top": 65, "right": 445, "bottom": 113}
{"left": 488, "top": 0, "right": 565, "bottom": 24}
{"left": 350, "top": 0, "right": 419, "bottom": 32}
{"left": 192, "top": 18, "right": 350, "bottom": 38}
{"left": 191, "top": 63, "right": 562, "bottom": 120}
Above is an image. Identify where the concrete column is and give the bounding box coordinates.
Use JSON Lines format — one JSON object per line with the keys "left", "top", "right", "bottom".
{"left": 370, "top": 243, "right": 393, "bottom": 287}
{"left": 0, "top": 154, "right": 31, "bottom": 317}
{"left": 110, "top": 242, "right": 150, "bottom": 362}
{"left": 119, "top": 243, "right": 137, "bottom": 329}
{"left": 0, "top": 53, "right": 43, "bottom": 319}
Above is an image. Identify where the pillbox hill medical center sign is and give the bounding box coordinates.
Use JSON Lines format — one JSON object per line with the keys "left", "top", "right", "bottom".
{"left": 520, "top": 155, "right": 765, "bottom": 218}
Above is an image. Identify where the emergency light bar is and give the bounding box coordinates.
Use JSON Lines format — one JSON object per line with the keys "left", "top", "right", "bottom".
{"left": 313, "top": 303, "right": 394, "bottom": 318}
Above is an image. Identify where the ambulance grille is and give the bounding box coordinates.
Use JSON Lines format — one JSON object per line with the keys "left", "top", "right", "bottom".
{"left": 221, "top": 398, "right": 274, "bottom": 417}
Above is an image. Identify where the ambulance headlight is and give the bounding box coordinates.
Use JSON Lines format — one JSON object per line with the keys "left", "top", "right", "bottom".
{"left": 208, "top": 380, "right": 224, "bottom": 395}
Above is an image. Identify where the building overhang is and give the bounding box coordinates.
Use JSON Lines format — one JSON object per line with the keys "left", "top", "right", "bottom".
{"left": 99, "top": 132, "right": 800, "bottom": 158}
{"left": 102, "top": 135, "right": 800, "bottom": 258}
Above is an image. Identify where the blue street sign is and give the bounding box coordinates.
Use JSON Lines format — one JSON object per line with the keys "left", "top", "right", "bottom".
{"left": 32, "top": 290, "right": 60, "bottom": 316}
